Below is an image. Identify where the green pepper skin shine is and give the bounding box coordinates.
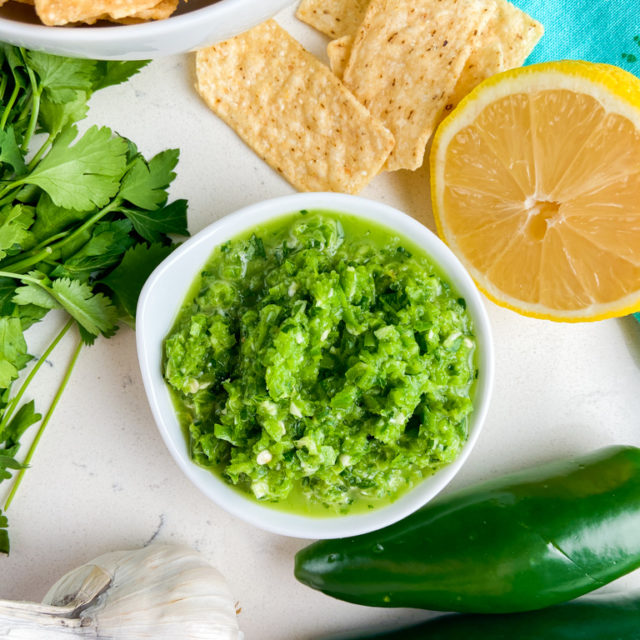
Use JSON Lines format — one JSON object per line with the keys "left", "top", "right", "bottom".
{"left": 295, "top": 446, "right": 640, "bottom": 613}
{"left": 329, "top": 594, "right": 640, "bottom": 640}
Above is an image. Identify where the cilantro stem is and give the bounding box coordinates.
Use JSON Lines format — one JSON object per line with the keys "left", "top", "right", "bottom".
{"left": 4, "top": 337, "right": 83, "bottom": 511}
{"left": 0, "top": 319, "right": 73, "bottom": 436}
{"left": 0, "top": 83, "right": 20, "bottom": 131}
{"left": 21, "top": 64, "right": 41, "bottom": 152}
{"left": 0, "top": 269, "right": 42, "bottom": 285}
{"left": 26, "top": 132, "right": 54, "bottom": 172}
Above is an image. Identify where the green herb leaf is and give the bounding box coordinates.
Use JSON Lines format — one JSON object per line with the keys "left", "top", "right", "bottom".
{"left": 0, "top": 317, "right": 30, "bottom": 389}
{"left": 0, "top": 204, "right": 35, "bottom": 260}
{"left": 1, "top": 400, "right": 40, "bottom": 448}
{"left": 39, "top": 90, "right": 90, "bottom": 139}
{"left": 93, "top": 61, "right": 149, "bottom": 91}
{"left": 101, "top": 242, "right": 174, "bottom": 321}
{"left": 19, "top": 125, "right": 128, "bottom": 211}
{"left": 13, "top": 281, "right": 60, "bottom": 310}
{"left": 0, "top": 277, "right": 16, "bottom": 315}
{"left": 0, "top": 509, "right": 8, "bottom": 554}
{"left": 30, "top": 192, "right": 91, "bottom": 243}
{"left": 25, "top": 51, "right": 96, "bottom": 94}
{"left": 0, "top": 127, "right": 26, "bottom": 174}
{"left": 124, "top": 198, "right": 188, "bottom": 244}
{"left": 0, "top": 454, "right": 25, "bottom": 481}
{"left": 51, "top": 219, "right": 134, "bottom": 281}
{"left": 47, "top": 278, "right": 118, "bottom": 339}
{"left": 119, "top": 149, "right": 179, "bottom": 210}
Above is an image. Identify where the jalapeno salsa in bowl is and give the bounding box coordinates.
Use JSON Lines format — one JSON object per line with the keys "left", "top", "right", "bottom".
{"left": 137, "top": 193, "right": 494, "bottom": 538}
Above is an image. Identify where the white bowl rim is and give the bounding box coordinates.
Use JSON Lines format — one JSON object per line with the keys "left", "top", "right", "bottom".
{"left": 136, "top": 192, "right": 495, "bottom": 539}
{"left": 0, "top": 0, "right": 270, "bottom": 43}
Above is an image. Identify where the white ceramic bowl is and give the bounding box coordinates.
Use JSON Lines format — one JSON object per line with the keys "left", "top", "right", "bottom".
{"left": 0, "top": 0, "right": 293, "bottom": 60}
{"left": 137, "top": 193, "right": 494, "bottom": 539}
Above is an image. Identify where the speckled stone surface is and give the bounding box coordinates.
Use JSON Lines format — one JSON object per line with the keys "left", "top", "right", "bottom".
{"left": 1, "top": 6, "right": 640, "bottom": 640}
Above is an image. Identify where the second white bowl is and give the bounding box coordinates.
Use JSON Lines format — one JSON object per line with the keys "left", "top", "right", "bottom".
{"left": 136, "top": 193, "right": 494, "bottom": 539}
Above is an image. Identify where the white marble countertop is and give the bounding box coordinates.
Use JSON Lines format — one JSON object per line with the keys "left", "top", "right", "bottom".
{"left": 2, "top": 5, "right": 640, "bottom": 640}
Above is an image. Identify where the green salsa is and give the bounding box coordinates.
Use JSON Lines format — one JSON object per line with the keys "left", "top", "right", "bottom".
{"left": 163, "top": 211, "right": 477, "bottom": 516}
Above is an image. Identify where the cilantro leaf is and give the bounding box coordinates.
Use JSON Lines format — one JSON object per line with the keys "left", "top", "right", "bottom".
{"left": 0, "top": 509, "right": 8, "bottom": 554}
{"left": 0, "top": 454, "right": 25, "bottom": 481}
{"left": 39, "top": 90, "right": 90, "bottom": 139}
{"left": 124, "top": 198, "right": 188, "bottom": 244}
{"left": 0, "top": 277, "right": 17, "bottom": 315}
{"left": 25, "top": 51, "right": 96, "bottom": 94}
{"left": 101, "top": 242, "right": 174, "bottom": 321}
{"left": 51, "top": 219, "right": 134, "bottom": 280}
{"left": 0, "top": 204, "right": 35, "bottom": 260}
{"left": 31, "top": 193, "right": 91, "bottom": 243}
{"left": 119, "top": 149, "right": 179, "bottom": 210}
{"left": 47, "top": 278, "right": 118, "bottom": 339}
{"left": 18, "top": 125, "right": 128, "bottom": 211}
{"left": 13, "top": 281, "right": 60, "bottom": 310}
{"left": 93, "top": 61, "right": 149, "bottom": 91}
{"left": 0, "top": 127, "right": 26, "bottom": 175}
{"left": 2, "top": 275, "right": 50, "bottom": 327}
{"left": 1, "top": 400, "right": 40, "bottom": 448}
{"left": 0, "top": 317, "right": 30, "bottom": 389}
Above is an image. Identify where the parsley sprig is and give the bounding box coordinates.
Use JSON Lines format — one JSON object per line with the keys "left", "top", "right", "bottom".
{"left": 0, "top": 46, "right": 188, "bottom": 553}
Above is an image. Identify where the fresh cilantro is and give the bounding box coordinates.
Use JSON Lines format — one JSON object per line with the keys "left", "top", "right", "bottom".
{"left": 123, "top": 198, "right": 188, "bottom": 243}
{"left": 0, "top": 509, "right": 8, "bottom": 554}
{"left": 14, "top": 125, "right": 129, "bottom": 211}
{"left": 13, "top": 273, "right": 118, "bottom": 340}
{"left": 0, "top": 455, "right": 25, "bottom": 481}
{"left": 92, "top": 61, "right": 149, "bottom": 92}
{"left": 0, "top": 46, "right": 186, "bottom": 554}
{"left": 119, "top": 149, "right": 179, "bottom": 209}
{"left": 24, "top": 51, "right": 96, "bottom": 96}
{"left": 0, "top": 205, "right": 35, "bottom": 260}
{"left": 101, "top": 242, "right": 174, "bottom": 322}
{"left": 51, "top": 219, "right": 134, "bottom": 280}
{"left": 38, "top": 90, "right": 90, "bottom": 140}
{"left": 30, "top": 192, "right": 91, "bottom": 242}
{"left": 0, "top": 317, "right": 30, "bottom": 389}
{"left": 1, "top": 400, "right": 40, "bottom": 447}
{"left": 0, "top": 127, "right": 26, "bottom": 174}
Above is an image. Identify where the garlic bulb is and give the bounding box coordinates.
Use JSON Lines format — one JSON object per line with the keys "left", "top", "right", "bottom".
{"left": 0, "top": 544, "right": 242, "bottom": 639}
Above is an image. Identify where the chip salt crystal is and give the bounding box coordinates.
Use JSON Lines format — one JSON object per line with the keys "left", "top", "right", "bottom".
{"left": 195, "top": 20, "right": 395, "bottom": 194}
{"left": 342, "top": 0, "right": 496, "bottom": 171}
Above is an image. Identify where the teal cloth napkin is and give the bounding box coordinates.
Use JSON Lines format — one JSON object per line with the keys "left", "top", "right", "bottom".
{"left": 511, "top": 0, "right": 640, "bottom": 77}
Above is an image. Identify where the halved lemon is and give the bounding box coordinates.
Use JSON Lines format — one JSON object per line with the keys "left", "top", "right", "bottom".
{"left": 430, "top": 61, "right": 640, "bottom": 322}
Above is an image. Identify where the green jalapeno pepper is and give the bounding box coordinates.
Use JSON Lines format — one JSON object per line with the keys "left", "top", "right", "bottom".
{"left": 326, "top": 593, "right": 640, "bottom": 639}
{"left": 295, "top": 446, "right": 640, "bottom": 613}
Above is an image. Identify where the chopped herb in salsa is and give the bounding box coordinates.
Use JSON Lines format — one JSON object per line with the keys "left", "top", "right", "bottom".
{"left": 163, "top": 211, "right": 476, "bottom": 515}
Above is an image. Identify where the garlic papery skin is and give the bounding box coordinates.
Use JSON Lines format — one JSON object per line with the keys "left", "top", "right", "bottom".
{"left": 1, "top": 544, "right": 242, "bottom": 639}
{"left": 0, "top": 601, "right": 87, "bottom": 639}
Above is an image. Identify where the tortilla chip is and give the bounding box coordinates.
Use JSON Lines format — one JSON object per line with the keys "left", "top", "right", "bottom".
{"left": 296, "top": 0, "right": 370, "bottom": 38}
{"left": 327, "top": 35, "right": 353, "bottom": 79}
{"left": 449, "top": 0, "right": 543, "bottom": 105}
{"left": 34, "top": 0, "right": 160, "bottom": 25}
{"left": 343, "top": 0, "right": 495, "bottom": 171}
{"left": 107, "top": 0, "right": 178, "bottom": 22}
{"left": 195, "top": 20, "right": 394, "bottom": 194}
